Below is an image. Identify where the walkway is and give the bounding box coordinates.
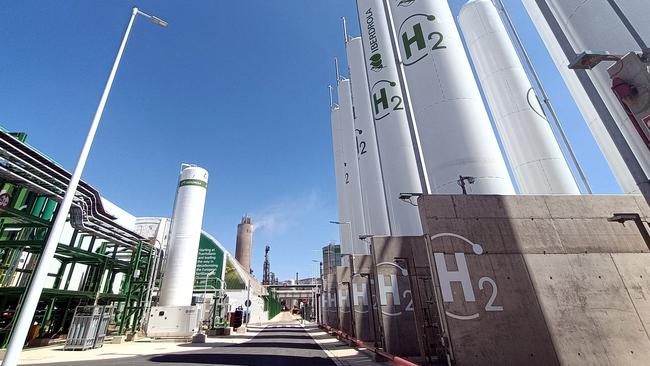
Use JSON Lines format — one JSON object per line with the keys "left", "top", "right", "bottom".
{"left": 10, "top": 313, "right": 385, "bottom": 366}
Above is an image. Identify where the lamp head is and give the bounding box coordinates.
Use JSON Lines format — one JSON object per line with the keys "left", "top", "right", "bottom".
{"left": 150, "top": 16, "right": 168, "bottom": 27}
{"left": 569, "top": 51, "right": 621, "bottom": 70}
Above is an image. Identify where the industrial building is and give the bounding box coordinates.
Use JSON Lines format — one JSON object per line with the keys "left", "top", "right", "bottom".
{"left": 324, "top": 0, "right": 650, "bottom": 365}
{"left": 0, "top": 130, "right": 279, "bottom": 348}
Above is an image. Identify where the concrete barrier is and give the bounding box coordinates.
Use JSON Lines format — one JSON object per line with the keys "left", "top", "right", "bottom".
{"left": 417, "top": 194, "right": 650, "bottom": 366}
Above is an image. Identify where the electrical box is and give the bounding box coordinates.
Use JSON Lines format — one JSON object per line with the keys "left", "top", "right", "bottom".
{"left": 146, "top": 306, "right": 200, "bottom": 337}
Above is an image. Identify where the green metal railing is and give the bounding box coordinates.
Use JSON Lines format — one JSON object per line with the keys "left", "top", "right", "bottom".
{"left": 265, "top": 290, "right": 282, "bottom": 320}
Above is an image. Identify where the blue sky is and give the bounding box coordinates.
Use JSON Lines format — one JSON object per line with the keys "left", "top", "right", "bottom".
{"left": 0, "top": 1, "right": 620, "bottom": 281}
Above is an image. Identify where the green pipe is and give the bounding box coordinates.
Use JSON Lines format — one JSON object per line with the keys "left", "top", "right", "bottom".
{"left": 12, "top": 188, "right": 27, "bottom": 211}
{"left": 39, "top": 298, "right": 56, "bottom": 337}
{"left": 30, "top": 197, "right": 46, "bottom": 218}
{"left": 41, "top": 199, "right": 57, "bottom": 221}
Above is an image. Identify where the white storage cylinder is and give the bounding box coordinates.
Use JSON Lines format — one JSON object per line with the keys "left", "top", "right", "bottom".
{"left": 331, "top": 106, "right": 354, "bottom": 254}
{"left": 338, "top": 79, "right": 370, "bottom": 254}
{"left": 521, "top": 0, "right": 647, "bottom": 193}
{"left": 459, "top": 0, "right": 579, "bottom": 194}
{"left": 346, "top": 37, "right": 391, "bottom": 236}
{"left": 159, "top": 165, "right": 209, "bottom": 307}
{"left": 388, "top": 0, "right": 514, "bottom": 194}
{"left": 356, "top": 0, "right": 424, "bottom": 235}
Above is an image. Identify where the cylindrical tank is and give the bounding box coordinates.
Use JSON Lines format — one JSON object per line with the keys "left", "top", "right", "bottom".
{"left": 234, "top": 216, "right": 253, "bottom": 274}
{"left": 388, "top": 0, "right": 514, "bottom": 194}
{"left": 521, "top": 0, "right": 648, "bottom": 193}
{"left": 338, "top": 78, "right": 370, "bottom": 254}
{"left": 459, "top": 0, "right": 579, "bottom": 194}
{"left": 331, "top": 106, "right": 353, "bottom": 253}
{"left": 346, "top": 37, "right": 391, "bottom": 237}
{"left": 356, "top": 0, "right": 424, "bottom": 235}
{"left": 159, "top": 164, "right": 209, "bottom": 307}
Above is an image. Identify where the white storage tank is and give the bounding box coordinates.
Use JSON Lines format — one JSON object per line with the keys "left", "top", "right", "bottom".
{"left": 346, "top": 37, "right": 391, "bottom": 236}
{"left": 331, "top": 105, "right": 354, "bottom": 254}
{"left": 521, "top": 0, "right": 647, "bottom": 193}
{"left": 338, "top": 78, "right": 370, "bottom": 254}
{"left": 355, "top": 0, "right": 424, "bottom": 235}
{"left": 387, "top": 0, "right": 514, "bottom": 194}
{"left": 458, "top": 0, "right": 579, "bottom": 194}
{"left": 159, "top": 164, "right": 209, "bottom": 307}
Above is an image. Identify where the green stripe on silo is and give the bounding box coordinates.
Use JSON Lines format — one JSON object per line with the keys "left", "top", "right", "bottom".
{"left": 179, "top": 179, "right": 207, "bottom": 188}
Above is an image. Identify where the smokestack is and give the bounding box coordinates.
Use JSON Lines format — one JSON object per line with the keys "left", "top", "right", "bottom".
{"left": 159, "top": 164, "right": 209, "bottom": 307}
{"left": 263, "top": 245, "right": 271, "bottom": 285}
{"left": 235, "top": 215, "right": 253, "bottom": 274}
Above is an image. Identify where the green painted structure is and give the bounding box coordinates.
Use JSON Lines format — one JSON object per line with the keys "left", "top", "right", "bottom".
{"left": 0, "top": 130, "right": 159, "bottom": 347}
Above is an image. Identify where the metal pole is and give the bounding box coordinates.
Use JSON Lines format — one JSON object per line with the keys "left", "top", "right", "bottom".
{"left": 246, "top": 279, "right": 251, "bottom": 326}
{"left": 319, "top": 261, "right": 323, "bottom": 324}
{"left": 423, "top": 235, "right": 454, "bottom": 364}
{"left": 494, "top": 0, "right": 592, "bottom": 194}
{"left": 368, "top": 243, "right": 386, "bottom": 349}
{"left": 342, "top": 17, "right": 349, "bottom": 44}
{"left": 381, "top": 0, "right": 432, "bottom": 195}
{"left": 2, "top": 9, "right": 140, "bottom": 366}
{"left": 533, "top": 0, "right": 650, "bottom": 207}
{"left": 335, "top": 57, "right": 341, "bottom": 83}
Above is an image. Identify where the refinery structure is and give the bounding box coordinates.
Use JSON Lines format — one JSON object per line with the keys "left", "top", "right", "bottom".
{"left": 0, "top": 132, "right": 281, "bottom": 349}
{"left": 1, "top": 1, "right": 650, "bottom": 366}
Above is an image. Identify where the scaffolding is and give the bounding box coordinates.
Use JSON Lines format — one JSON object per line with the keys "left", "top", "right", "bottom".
{"left": 0, "top": 131, "right": 160, "bottom": 347}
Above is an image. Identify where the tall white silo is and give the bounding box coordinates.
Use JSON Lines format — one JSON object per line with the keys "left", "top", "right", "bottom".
{"left": 356, "top": 0, "right": 424, "bottom": 235}
{"left": 346, "top": 37, "right": 391, "bottom": 236}
{"left": 521, "top": 0, "right": 647, "bottom": 193}
{"left": 331, "top": 105, "right": 354, "bottom": 254}
{"left": 338, "top": 78, "right": 370, "bottom": 254}
{"left": 159, "top": 164, "right": 209, "bottom": 307}
{"left": 458, "top": 0, "right": 579, "bottom": 194}
{"left": 387, "top": 0, "right": 514, "bottom": 194}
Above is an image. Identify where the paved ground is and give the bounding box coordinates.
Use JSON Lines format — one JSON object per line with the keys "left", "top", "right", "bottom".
{"left": 10, "top": 313, "right": 385, "bottom": 366}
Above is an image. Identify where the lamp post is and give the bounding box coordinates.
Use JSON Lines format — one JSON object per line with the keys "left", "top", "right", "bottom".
{"left": 359, "top": 235, "right": 385, "bottom": 349}
{"left": 457, "top": 176, "right": 476, "bottom": 195}
{"left": 310, "top": 259, "right": 320, "bottom": 285}
{"left": 1, "top": 8, "right": 167, "bottom": 366}
{"left": 329, "top": 221, "right": 353, "bottom": 262}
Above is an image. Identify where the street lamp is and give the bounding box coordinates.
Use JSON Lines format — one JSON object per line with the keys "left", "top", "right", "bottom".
{"left": 568, "top": 51, "right": 622, "bottom": 70}
{"left": 1, "top": 8, "right": 167, "bottom": 366}
{"left": 311, "top": 259, "right": 320, "bottom": 285}
{"left": 329, "top": 220, "right": 353, "bottom": 263}
{"left": 457, "top": 175, "right": 476, "bottom": 195}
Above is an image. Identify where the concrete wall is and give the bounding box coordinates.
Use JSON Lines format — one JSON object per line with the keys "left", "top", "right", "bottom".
{"left": 337, "top": 266, "right": 353, "bottom": 335}
{"left": 351, "top": 255, "right": 376, "bottom": 342}
{"left": 418, "top": 195, "right": 650, "bottom": 366}
{"left": 322, "top": 273, "right": 339, "bottom": 329}
{"left": 371, "top": 237, "right": 424, "bottom": 358}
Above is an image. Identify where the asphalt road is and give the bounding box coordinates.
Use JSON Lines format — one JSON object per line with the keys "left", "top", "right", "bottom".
{"left": 26, "top": 321, "right": 336, "bottom": 366}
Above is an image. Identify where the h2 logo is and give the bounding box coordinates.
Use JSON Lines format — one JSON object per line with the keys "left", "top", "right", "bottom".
{"left": 398, "top": 14, "right": 445, "bottom": 66}
{"left": 371, "top": 80, "right": 404, "bottom": 120}
{"left": 375, "top": 262, "right": 414, "bottom": 317}
{"left": 431, "top": 233, "right": 503, "bottom": 321}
